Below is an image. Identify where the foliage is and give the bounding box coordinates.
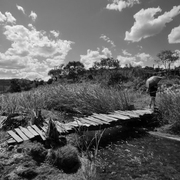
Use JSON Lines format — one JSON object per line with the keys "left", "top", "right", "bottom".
{"left": 28, "top": 142, "right": 48, "bottom": 162}
{"left": 50, "top": 145, "right": 81, "bottom": 173}
{"left": 0, "top": 83, "right": 131, "bottom": 118}
{"left": 156, "top": 50, "right": 179, "bottom": 69}
{"left": 92, "top": 57, "right": 120, "bottom": 70}
{"left": 157, "top": 91, "right": 180, "bottom": 134}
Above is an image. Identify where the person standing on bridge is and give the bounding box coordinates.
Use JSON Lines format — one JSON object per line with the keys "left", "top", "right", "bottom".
{"left": 146, "top": 75, "right": 164, "bottom": 110}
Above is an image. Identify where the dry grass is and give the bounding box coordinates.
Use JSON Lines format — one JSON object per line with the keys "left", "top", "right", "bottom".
{"left": 157, "top": 90, "right": 180, "bottom": 134}
{"left": 0, "top": 83, "right": 131, "bottom": 119}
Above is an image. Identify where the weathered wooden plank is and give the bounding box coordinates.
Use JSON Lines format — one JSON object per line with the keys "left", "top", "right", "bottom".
{"left": 66, "top": 121, "right": 80, "bottom": 127}
{"left": 78, "top": 118, "right": 97, "bottom": 126}
{"left": 19, "top": 126, "right": 34, "bottom": 139}
{"left": 27, "top": 126, "right": 39, "bottom": 136}
{"left": 115, "top": 111, "right": 139, "bottom": 118}
{"left": 40, "top": 126, "right": 48, "bottom": 133}
{"left": 31, "top": 125, "right": 46, "bottom": 140}
{"left": 7, "top": 130, "right": 23, "bottom": 143}
{"left": 56, "top": 121, "right": 70, "bottom": 131}
{"left": 73, "top": 119, "right": 91, "bottom": 127}
{"left": 93, "top": 113, "right": 118, "bottom": 122}
{"left": 7, "top": 138, "right": 16, "bottom": 145}
{"left": 14, "top": 128, "right": 29, "bottom": 141}
{"left": 134, "top": 109, "right": 153, "bottom": 115}
{"left": 108, "top": 113, "right": 130, "bottom": 120}
{"left": 85, "top": 116, "right": 108, "bottom": 125}
{"left": 92, "top": 114, "right": 113, "bottom": 123}
{"left": 99, "top": 114, "right": 118, "bottom": 121}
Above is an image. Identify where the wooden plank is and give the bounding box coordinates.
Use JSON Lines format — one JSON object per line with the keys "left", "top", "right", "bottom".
{"left": 56, "top": 121, "right": 70, "bottom": 131}
{"left": 108, "top": 113, "right": 130, "bottom": 120}
{"left": 135, "top": 109, "right": 153, "bottom": 115}
{"left": 73, "top": 119, "right": 91, "bottom": 127}
{"left": 19, "top": 126, "right": 34, "bottom": 139}
{"left": 40, "top": 126, "right": 48, "bottom": 133}
{"left": 92, "top": 114, "right": 113, "bottom": 123}
{"left": 7, "top": 130, "right": 23, "bottom": 143}
{"left": 115, "top": 111, "right": 139, "bottom": 118}
{"left": 79, "top": 118, "right": 97, "bottom": 126}
{"left": 31, "top": 125, "right": 46, "bottom": 140}
{"left": 7, "top": 138, "right": 16, "bottom": 145}
{"left": 85, "top": 116, "right": 109, "bottom": 125}
{"left": 27, "top": 126, "right": 39, "bottom": 136}
{"left": 97, "top": 113, "right": 118, "bottom": 121}
{"left": 131, "top": 110, "right": 145, "bottom": 116}
{"left": 14, "top": 128, "right": 29, "bottom": 141}
{"left": 93, "top": 113, "right": 118, "bottom": 121}
{"left": 66, "top": 121, "right": 80, "bottom": 127}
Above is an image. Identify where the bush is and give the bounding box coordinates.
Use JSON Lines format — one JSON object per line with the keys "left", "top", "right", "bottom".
{"left": 157, "top": 92, "right": 180, "bottom": 134}
{"left": 51, "top": 145, "right": 81, "bottom": 173}
{"left": 28, "top": 142, "right": 47, "bottom": 162}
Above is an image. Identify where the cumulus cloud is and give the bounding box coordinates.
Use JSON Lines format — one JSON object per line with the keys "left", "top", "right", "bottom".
{"left": 16, "top": 5, "right": 25, "bottom": 14}
{"left": 0, "top": 12, "right": 6, "bottom": 22}
{"left": 50, "top": 30, "right": 60, "bottom": 37}
{"left": 106, "top": 0, "right": 140, "bottom": 12}
{"left": 29, "top": 11, "right": 37, "bottom": 21}
{"left": 100, "top": 34, "right": 116, "bottom": 47}
{"left": 122, "top": 49, "right": 131, "bottom": 56}
{"left": 80, "top": 47, "right": 112, "bottom": 69}
{"left": 117, "top": 52, "right": 152, "bottom": 67}
{"left": 125, "top": 5, "right": 180, "bottom": 42}
{"left": 168, "top": 25, "right": 180, "bottom": 44}
{"left": 0, "top": 19, "right": 74, "bottom": 80}
{"left": 0, "top": 11, "right": 16, "bottom": 24}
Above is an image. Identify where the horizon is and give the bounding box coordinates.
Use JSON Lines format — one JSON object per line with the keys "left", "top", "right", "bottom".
{"left": 0, "top": 0, "right": 180, "bottom": 80}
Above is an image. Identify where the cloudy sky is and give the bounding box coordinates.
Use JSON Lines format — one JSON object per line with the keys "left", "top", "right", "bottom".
{"left": 0, "top": 0, "right": 180, "bottom": 80}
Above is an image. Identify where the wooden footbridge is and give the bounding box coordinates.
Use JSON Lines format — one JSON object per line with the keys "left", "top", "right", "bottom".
{"left": 7, "top": 109, "right": 153, "bottom": 144}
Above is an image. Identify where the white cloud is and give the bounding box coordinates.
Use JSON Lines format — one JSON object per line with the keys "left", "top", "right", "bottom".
{"left": 29, "top": 11, "right": 37, "bottom": 21}
{"left": 136, "top": 52, "right": 153, "bottom": 61}
{"left": 117, "top": 52, "right": 152, "bottom": 67}
{"left": 0, "top": 11, "right": 16, "bottom": 24}
{"left": 168, "top": 25, "right": 180, "bottom": 44}
{"left": 5, "top": 12, "right": 16, "bottom": 24}
{"left": 16, "top": 5, "right": 25, "bottom": 14}
{"left": 106, "top": 0, "right": 140, "bottom": 12}
{"left": 100, "top": 34, "right": 116, "bottom": 47}
{"left": 125, "top": 5, "right": 180, "bottom": 42}
{"left": 122, "top": 49, "right": 131, "bottom": 56}
{"left": 0, "top": 12, "right": 6, "bottom": 22}
{"left": 80, "top": 47, "right": 112, "bottom": 69}
{"left": 50, "top": 30, "right": 60, "bottom": 37}
{"left": 0, "top": 21, "right": 73, "bottom": 80}
{"left": 102, "top": 47, "right": 112, "bottom": 57}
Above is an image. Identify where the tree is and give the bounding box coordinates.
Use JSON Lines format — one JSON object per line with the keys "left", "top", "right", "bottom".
{"left": 156, "top": 50, "right": 179, "bottom": 69}
{"left": 92, "top": 58, "right": 120, "bottom": 70}
{"left": 48, "top": 64, "right": 65, "bottom": 79}
{"left": 64, "top": 61, "right": 85, "bottom": 81}
{"left": 8, "top": 79, "right": 21, "bottom": 93}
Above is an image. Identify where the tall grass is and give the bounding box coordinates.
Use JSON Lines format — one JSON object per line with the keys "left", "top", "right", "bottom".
{"left": 0, "top": 83, "right": 131, "bottom": 118}
{"left": 157, "top": 91, "right": 180, "bottom": 134}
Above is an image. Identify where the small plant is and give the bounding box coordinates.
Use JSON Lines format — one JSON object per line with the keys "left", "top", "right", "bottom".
{"left": 50, "top": 145, "right": 81, "bottom": 173}
{"left": 28, "top": 142, "right": 47, "bottom": 162}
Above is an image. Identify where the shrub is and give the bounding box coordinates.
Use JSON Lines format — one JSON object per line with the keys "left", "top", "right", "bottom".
{"left": 157, "top": 91, "right": 180, "bottom": 134}
{"left": 52, "top": 145, "right": 81, "bottom": 173}
{"left": 28, "top": 142, "right": 47, "bottom": 162}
